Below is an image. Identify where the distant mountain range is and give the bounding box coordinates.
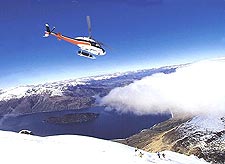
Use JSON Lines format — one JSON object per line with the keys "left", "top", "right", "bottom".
{"left": 0, "top": 65, "right": 179, "bottom": 115}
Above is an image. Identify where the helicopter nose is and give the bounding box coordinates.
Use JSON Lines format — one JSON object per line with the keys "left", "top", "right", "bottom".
{"left": 102, "top": 49, "right": 106, "bottom": 55}
{"left": 102, "top": 50, "right": 106, "bottom": 55}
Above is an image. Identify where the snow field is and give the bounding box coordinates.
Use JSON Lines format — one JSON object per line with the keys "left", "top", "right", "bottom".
{"left": 0, "top": 130, "right": 208, "bottom": 164}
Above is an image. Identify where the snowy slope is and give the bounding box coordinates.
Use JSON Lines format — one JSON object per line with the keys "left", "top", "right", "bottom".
{"left": 179, "top": 115, "right": 225, "bottom": 144}
{"left": 177, "top": 115, "right": 225, "bottom": 163}
{"left": 0, "top": 130, "right": 208, "bottom": 164}
{"left": 180, "top": 115, "right": 225, "bottom": 133}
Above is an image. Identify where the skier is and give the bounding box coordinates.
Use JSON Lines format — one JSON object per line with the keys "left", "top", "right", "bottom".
{"left": 139, "top": 152, "right": 144, "bottom": 158}
{"left": 134, "top": 147, "right": 144, "bottom": 158}
{"left": 135, "top": 147, "right": 138, "bottom": 152}
{"left": 162, "top": 153, "right": 166, "bottom": 158}
{"left": 157, "top": 152, "right": 161, "bottom": 158}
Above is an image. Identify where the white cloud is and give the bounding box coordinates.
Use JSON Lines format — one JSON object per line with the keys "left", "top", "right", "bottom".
{"left": 101, "top": 58, "right": 225, "bottom": 115}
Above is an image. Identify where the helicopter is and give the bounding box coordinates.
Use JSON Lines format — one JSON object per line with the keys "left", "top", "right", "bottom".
{"left": 43, "top": 16, "right": 106, "bottom": 59}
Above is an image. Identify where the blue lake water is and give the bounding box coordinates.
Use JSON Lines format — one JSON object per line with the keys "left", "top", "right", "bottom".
{"left": 0, "top": 106, "right": 171, "bottom": 139}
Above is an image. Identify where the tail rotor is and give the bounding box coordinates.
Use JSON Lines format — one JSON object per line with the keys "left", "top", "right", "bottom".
{"left": 43, "top": 24, "right": 55, "bottom": 37}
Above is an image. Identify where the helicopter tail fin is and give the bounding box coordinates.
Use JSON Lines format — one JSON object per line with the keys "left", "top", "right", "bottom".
{"left": 46, "top": 24, "right": 51, "bottom": 33}
{"left": 43, "top": 24, "right": 55, "bottom": 37}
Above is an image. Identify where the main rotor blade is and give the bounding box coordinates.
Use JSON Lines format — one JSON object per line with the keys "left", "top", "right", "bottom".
{"left": 97, "top": 40, "right": 113, "bottom": 50}
{"left": 86, "top": 16, "right": 92, "bottom": 38}
{"left": 51, "top": 26, "right": 56, "bottom": 33}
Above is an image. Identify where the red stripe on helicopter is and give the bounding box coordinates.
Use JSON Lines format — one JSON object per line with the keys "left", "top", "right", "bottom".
{"left": 51, "top": 33, "right": 90, "bottom": 46}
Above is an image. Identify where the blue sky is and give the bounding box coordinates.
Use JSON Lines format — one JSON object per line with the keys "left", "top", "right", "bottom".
{"left": 1, "top": 0, "right": 225, "bottom": 89}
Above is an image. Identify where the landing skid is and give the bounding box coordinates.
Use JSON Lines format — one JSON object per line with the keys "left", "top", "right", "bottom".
{"left": 77, "top": 50, "right": 96, "bottom": 59}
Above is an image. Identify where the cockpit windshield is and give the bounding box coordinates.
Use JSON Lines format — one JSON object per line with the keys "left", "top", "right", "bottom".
{"left": 91, "top": 41, "right": 101, "bottom": 48}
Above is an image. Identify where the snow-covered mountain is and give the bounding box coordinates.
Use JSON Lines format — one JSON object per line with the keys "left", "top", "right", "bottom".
{"left": 118, "top": 114, "right": 225, "bottom": 163}
{"left": 0, "top": 130, "right": 208, "bottom": 164}
{"left": 0, "top": 75, "right": 113, "bottom": 101}
{"left": 0, "top": 65, "right": 178, "bottom": 115}
{"left": 0, "top": 66, "right": 179, "bottom": 101}
{"left": 177, "top": 115, "right": 225, "bottom": 163}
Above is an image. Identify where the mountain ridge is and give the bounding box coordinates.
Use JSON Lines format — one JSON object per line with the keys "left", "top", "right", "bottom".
{"left": 0, "top": 65, "right": 179, "bottom": 115}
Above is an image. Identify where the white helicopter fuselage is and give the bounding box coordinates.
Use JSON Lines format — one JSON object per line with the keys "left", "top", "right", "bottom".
{"left": 75, "top": 37, "right": 106, "bottom": 56}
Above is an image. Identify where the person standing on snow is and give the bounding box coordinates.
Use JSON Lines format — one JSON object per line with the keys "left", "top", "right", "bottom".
{"left": 157, "top": 152, "right": 161, "bottom": 158}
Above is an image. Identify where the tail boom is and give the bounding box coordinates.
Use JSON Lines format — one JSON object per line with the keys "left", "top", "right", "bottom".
{"left": 43, "top": 23, "right": 91, "bottom": 46}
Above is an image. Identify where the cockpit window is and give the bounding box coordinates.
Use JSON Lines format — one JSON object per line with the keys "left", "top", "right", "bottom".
{"left": 96, "top": 43, "right": 100, "bottom": 48}
{"left": 91, "top": 42, "right": 101, "bottom": 48}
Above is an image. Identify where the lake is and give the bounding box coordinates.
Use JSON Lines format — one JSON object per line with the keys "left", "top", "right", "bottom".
{"left": 0, "top": 106, "right": 171, "bottom": 139}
